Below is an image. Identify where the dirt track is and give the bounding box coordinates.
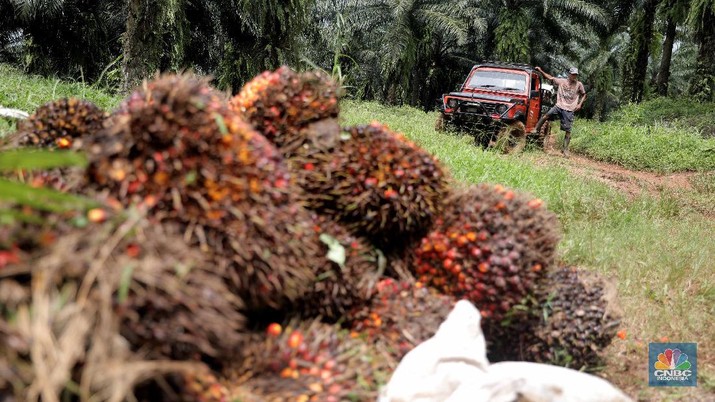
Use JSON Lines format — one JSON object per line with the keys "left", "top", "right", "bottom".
{"left": 523, "top": 142, "right": 715, "bottom": 218}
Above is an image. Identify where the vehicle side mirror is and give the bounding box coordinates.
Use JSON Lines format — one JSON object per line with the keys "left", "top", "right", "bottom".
{"left": 530, "top": 90, "right": 540, "bottom": 98}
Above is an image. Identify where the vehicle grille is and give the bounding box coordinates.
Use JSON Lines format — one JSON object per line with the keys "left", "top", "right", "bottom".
{"left": 459, "top": 102, "right": 498, "bottom": 115}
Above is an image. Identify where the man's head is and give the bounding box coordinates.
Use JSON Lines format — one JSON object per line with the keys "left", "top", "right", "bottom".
{"left": 568, "top": 67, "right": 579, "bottom": 82}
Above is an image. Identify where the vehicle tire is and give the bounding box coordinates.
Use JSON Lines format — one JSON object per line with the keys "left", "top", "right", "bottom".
{"left": 435, "top": 114, "right": 445, "bottom": 132}
{"left": 494, "top": 121, "right": 526, "bottom": 154}
{"left": 540, "top": 121, "right": 553, "bottom": 151}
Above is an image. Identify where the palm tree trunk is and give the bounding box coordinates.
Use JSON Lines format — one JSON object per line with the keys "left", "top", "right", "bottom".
{"left": 656, "top": 14, "right": 677, "bottom": 96}
{"left": 122, "top": 0, "right": 163, "bottom": 92}
{"left": 630, "top": 0, "right": 658, "bottom": 103}
{"left": 690, "top": 6, "right": 715, "bottom": 101}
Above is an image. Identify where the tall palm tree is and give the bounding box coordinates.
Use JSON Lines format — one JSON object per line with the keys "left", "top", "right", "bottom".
{"left": 123, "top": 0, "right": 188, "bottom": 91}
{"left": 347, "top": 0, "right": 487, "bottom": 106}
{"left": 1, "top": 0, "right": 125, "bottom": 80}
{"left": 621, "top": 0, "right": 660, "bottom": 103}
{"left": 654, "top": 0, "right": 689, "bottom": 96}
{"left": 687, "top": 0, "right": 715, "bottom": 101}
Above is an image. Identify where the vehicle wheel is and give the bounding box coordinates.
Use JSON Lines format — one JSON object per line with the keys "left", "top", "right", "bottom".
{"left": 435, "top": 114, "right": 445, "bottom": 132}
{"left": 493, "top": 121, "right": 526, "bottom": 154}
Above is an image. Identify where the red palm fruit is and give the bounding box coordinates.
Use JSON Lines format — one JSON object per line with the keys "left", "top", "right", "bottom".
{"left": 227, "top": 320, "right": 390, "bottom": 401}
{"left": 410, "top": 184, "right": 561, "bottom": 326}
{"left": 230, "top": 66, "right": 341, "bottom": 150}
{"left": 347, "top": 279, "right": 456, "bottom": 361}
{"left": 14, "top": 98, "right": 107, "bottom": 148}
{"left": 289, "top": 122, "right": 450, "bottom": 250}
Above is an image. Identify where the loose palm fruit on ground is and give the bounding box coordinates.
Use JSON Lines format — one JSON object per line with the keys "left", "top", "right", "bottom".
{"left": 230, "top": 66, "right": 340, "bottom": 150}
{"left": 15, "top": 98, "right": 106, "bottom": 148}
{"left": 290, "top": 122, "right": 450, "bottom": 250}
{"left": 348, "top": 278, "right": 455, "bottom": 360}
{"left": 295, "top": 213, "right": 381, "bottom": 321}
{"left": 411, "top": 184, "right": 560, "bottom": 324}
{"left": 85, "top": 73, "right": 320, "bottom": 311}
{"left": 486, "top": 266, "right": 621, "bottom": 370}
{"left": 227, "top": 320, "right": 391, "bottom": 401}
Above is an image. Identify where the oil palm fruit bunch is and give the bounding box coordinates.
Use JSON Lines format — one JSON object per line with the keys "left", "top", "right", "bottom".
{"left": 411, "top": 184, "right": 560, "bottom": 323}
{"left": 116, "top": 222, "right": 246, "bottom": 362}
{"left": 290, "top": 122, "right": 450, "bottom": 250}
{"left": 229, "top": 66, "right": 340, "bottom": 151}
{"left": 348, "top": 278, "right": 455, "bottom": 360}
{"left": 85, "top": 73, "right": 320, "bottom": 311}
{"left": 296, "top": 213, "right": 381, "bottom": 321}
{"left": 228, "top": 320, "right": 390, "bottom": 401}
{"left": 15, "top": 98, "right": 106, "bottom": 148}
{"left": 487, "top": 266, "right": 621, "bottom": 370}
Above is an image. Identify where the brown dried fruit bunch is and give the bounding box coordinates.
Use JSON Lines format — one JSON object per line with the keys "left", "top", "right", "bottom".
{"left": 116, "top": 223, "right": 246, "bottom": 362}
{"left": 230, "top": 65, "right": 340, "bottom": 149}
{"left": 291, "top": 122, "right": 450, "bottom": 250}
{"left": 487, "top": 266, "right": 621, "bottom": 370}
{"left": 348, "top": 278, "right": 455, "bottom": 360}
{"left": 295, "top": 213, "right": 381, "bottom": 321}
{"left": 16, "top": 98, "right": 106, "bottom": 148}
{"left": 85, "top": 73, "right": 320, "bottom": 311}
{"left": 228, "top": 320, "right": 391, "bottom": 401}
{"left": 411, "top": 184, "right": 560, "bottom": 323}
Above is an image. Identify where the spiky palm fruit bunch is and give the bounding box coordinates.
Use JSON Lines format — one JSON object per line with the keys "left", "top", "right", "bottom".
{"left": 227, "top": 320, "right": 391, "bottom": 401}
{"left": 289, "top": 122, "right": 450, "bottom": 249}
{"left": 296, "top": 213, "right": 381, "bottom": 321}
{"left": 229, "top": 66, "right": 340, "bottom": 150}
{"left": 117, "top": 222, "right": 246, "bottom": 362}
{"left": 486, "top": 266, "right": 621, "bottom": 370}
{"left": 85, "top": 73, "right": 321, "bottom": 311}
{"left": 411, "top": 184, "right": 560, "bottom": 323}
{"left": 348, "top": 278, "right": 455, "bottom": 360}
{"left": 16, "top": 98, "right": 106, "bottom": 148}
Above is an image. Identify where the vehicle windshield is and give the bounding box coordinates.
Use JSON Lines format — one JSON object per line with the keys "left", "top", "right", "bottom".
{"left": 466, "top": 70, "right": 527, "bottom": 92}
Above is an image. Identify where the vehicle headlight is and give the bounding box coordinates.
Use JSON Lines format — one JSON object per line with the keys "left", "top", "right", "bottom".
{"left": 447, "top": 98, "right": 459, "bottom": 108}
{"left": 496, "top": 104, "right": 508, "bottom": 114}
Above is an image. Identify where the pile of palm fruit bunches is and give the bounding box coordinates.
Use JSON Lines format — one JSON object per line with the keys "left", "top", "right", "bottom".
{"left": 0, "top": 66, "right": 621, "bottom": 401}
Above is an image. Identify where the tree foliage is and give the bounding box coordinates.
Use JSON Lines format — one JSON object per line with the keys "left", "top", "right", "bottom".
{"left": 0, "top": 0, "right": 709, "bottom": 108}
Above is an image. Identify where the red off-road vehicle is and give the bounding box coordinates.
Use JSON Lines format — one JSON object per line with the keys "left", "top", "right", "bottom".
{"left": 436, "top": 62, "right": 554, "bottom": 153}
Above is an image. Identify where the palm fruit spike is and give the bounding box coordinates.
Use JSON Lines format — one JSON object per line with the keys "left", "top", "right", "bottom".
{"left": 226, "top": 319, "right": 391, "bottom": 401}
{"left": 85, "top": 73, "right": 319, "bottom": 311}
{"left": 291, "top": 122, "right": 450, "bottom": 250}
{"left": 230, "top": 65, "right": 340, "bottom": 150}
{"left": 412, "top": 184, "right": 561, "bottom": 324}
{"left": 487, "top": 266, "right": 622, "bottom": 370}
{"left": 295, "top": 213, "right": 381, "bottom": 321}
{"left": 348, "top": 278, "right": 456, "bottom": 360}
{"left": 16, "top": 98, "right": 106, "bottom": 148}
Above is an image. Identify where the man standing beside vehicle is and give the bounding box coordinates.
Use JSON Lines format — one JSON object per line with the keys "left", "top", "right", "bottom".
{"left": 532, "top": 66, "right": 586, "bottom": 157}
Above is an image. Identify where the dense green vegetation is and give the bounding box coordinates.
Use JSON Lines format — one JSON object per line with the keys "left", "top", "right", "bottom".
{"left": 1, "top": 0, "right": 714, "bottom": 108}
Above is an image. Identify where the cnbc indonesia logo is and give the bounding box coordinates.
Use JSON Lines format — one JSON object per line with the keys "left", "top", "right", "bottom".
{"left": 649, "top": 343, "right": 697, "bottom": 386}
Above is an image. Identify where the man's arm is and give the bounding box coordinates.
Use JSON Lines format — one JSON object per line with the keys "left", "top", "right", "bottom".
{"left": 575, "top": 83, "right": 587, "bottom": 111}
{"left": 534, "top": 66, "right": 555, "bottom": 81}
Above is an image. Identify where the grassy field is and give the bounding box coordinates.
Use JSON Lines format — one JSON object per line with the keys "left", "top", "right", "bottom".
{"left": 2, "top": 66, "right": 713, "bottom": 400}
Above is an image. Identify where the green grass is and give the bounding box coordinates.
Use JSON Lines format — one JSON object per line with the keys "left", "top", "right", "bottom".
{"left": 612, "top": 97, "right": 715, "bottom": 137}
{"left": 340, "top": 100, "right": 714, "bottom": 397}
{"left": 571, "top": 120, "right": 715, "bottom": 173}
